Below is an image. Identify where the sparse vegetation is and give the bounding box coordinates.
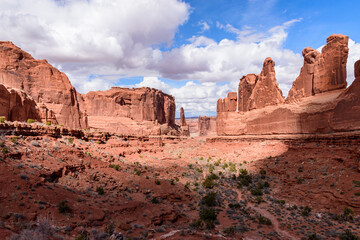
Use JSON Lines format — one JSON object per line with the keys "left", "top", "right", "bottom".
{"left": 27, "top": 119, "right": 36, "bottom": 124}
{"left": 57, "top": 200, "right": 71, "bottom": 214}
{"left": 68, "top": 137, "right": 74, "bottom": 144}
{"left": 96, "top": 186, "right": 105, "bottom": 195}
{"left": 201, "top": 192, "right": 217, "bottom": 207}
{"left": 109, "top": 164, "right": 120, "bottom": 171}
{"left": 301, "top": 206, "right": 311, "bottom": 217}
{"left": 257, "top": 215, "right": 272, "bottom": 225}
{"left": 0, "top": 117, "right": 5, "bottom": 123}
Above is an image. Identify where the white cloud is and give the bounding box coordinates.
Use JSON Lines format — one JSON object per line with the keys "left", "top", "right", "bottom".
{"left": 0, "top": 0, "right": 190, "bottom": 91}
{"left": 135, "top": 77, "right": 171, "bottom": 93}
{"left": 199, "top": 20, "right": 210, "bottom": 33}
{"left": 347, "top": 39, "right": 360, "bottom": 85}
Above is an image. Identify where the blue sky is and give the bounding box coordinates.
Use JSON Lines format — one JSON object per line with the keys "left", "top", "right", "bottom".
{"left": 0, "top": 0, "right": 359, "bottom": 117}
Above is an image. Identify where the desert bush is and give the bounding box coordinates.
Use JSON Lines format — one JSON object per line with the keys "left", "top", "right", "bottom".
{"left": 199, "top": 208, "right": 217, "bottom": 229}
{"left": 109, "top": 164, "right": 120, "bottom": 171}
{"left": 2, "top": 147, "right": 9, "bottom": 154}
{"left": 96, "top": 186, "right": 105, "bottom": 195}
{"left": 250, "top": 187, "right": 263, "bottom": 196}
{"left": 155, "top": 179, "right": 161, "bottom": 185}
{"left": 11, "top": 136, "right": 19, "bottom": 143}
{"left": 301, "top": 206, "right": 311, "bottom": 217}
{"left": 151, "top": 197, "right": 160, "bottom": 204}
{"left": 68, "top": 137, "right": 74, "bottom": 144}
{"left": 46, "top": 121, "right": 51, "bottom": 126}
{"left": 0, "top": 117, "right": 5, "bottom": 123}
{"left": 223, "top": 226, "right": 236, "bottom": 235}
{"left": 27, "top": 119, "right": 35, "bottom": 124}
{"left": 339, "top": 229, "right": 359, "bottom": 240}
{"left": 257, "top": 215, "right": 272, "bottom": 225}
{"left": 57, "top": 200, "right": 71, "bottom": 214}
{"left": 201, "top": 192, "right": 217, "bottom": 207}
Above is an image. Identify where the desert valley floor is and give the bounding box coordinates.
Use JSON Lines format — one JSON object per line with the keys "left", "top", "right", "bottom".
{"left": 0, "top": 123, "right": 359, "bottom": 240}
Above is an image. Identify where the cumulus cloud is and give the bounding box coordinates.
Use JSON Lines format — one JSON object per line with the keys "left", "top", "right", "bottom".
{"left": 0, "top": 0, "right": 190, "bottom": 91}
{"left": 135, "top": 77, "right": 171, "bottom": 93}
{"left": 347, "top": 39, "right": 360, "bottom": 85}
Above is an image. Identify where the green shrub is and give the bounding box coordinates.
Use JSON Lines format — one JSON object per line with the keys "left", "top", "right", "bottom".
{"left": 254, "top": 196, "right": 264, "bottom": 204}
{"left": 250, "top": 187, "right": 263, "bottom": 196}
{"left": 151, "top": 197, "right": 160, "bottom": 204}
{"left": 339, "top": 229, "right": 359, "bottom": 240}
{"left": 105, "top": 223, "right": 115, "bottom": 235}
{"left": 202, "top": 173, "right": 218, "bottom": 189}
{"left": 301, "top": 206, "right": 311, "bottom": 216}
{"left": 134, "top": 168, "right": 141, "bottom": 176}
{"left": 68, "top": 137, "right": 74, "bottom": 144}
{"left": 75, "top": 231, "right": 89, "bottom": 240}
{"left": 199, "top": 208, "right": 217, "bottom": 229}
{"left": 222, "top": 163, "right": 228, "bottom": 169}
{"left": 11, "top": 136, "right": 19, "bottom": 143}
{"left": 223, "top": 226, "right": 236, "bottom": 235}
{"left": 57, "top": 200, "right": 71, "bottom": 214}
{"left": 353, "top": 180, "right": 360, "bottom": 187}
{"left": 201, "top": 192, "right": 217, "bottom": 207}
{"left": 0, "top": 117, "right": 5, "bottom": 123}
{"left": 229, "top": 162, "right": 236, "bottom": 172}
{"left": 109, "top": 164, "right": 120, "bottom": 171}
{"left": 237, "top": 169, "right": 252, "bottom": 187}
{"left": 46, "top": 121, "right": 51, "bottom": 126}
{"left": 307, "top": 233, "right": 320, "bottom": 240}
{"left": 228, "top": 203, "right": 241, "bottom": 209}
{"left": 155, "top": 179, "right": 161, "bottom": 185}
{"left": 27, "top": 119, "right": 35, "bottom": 124}
{"left": 96, "top": 186, "right": 105, "bottom": 195}
{"left": 257, "top": 215, "right": 272, "bottom": 225}
{"left": 2, "top": 147, "right": 9, "bottom": 154}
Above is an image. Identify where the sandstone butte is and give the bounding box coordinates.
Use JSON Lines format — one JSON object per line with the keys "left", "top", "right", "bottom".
{"left": 217, "top": 34, "right": 360, "bottom": 135}
{"left": 0, "top": 41, "right": 177, "bottom": 136}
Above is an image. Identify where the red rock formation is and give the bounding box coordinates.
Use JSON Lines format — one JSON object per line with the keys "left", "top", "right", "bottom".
{"left": 217, "top": 92, "right": 237, "bottom": 112}
{"left": 247, "top": 57, "right": 284, "bottom": 110}
{"left": 238, "top": 74, "right": 257, "bottom": 112}
{"left": 0, "top": 84, "right": 56, "bottom": 123}
{"left": 0, "top": 41, "right": 87, "bottom": 129}
{"left": 198, "top": 116, "right": 216, "bottom": 136}
{"left": 180, "top": 107, "right": 186, "bottom": 126}
{"left": 216, "top": 35, "right": 360, "bottom": 136}
{"left": 287, "top": 34, "right": 349, "bottom": 102}
{"left": 81, "top": 87, "right": 176, "bottom": 134}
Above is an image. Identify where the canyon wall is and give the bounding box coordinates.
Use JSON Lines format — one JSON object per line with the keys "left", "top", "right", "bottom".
{"left": 0, "top": 41, "right": 179, "bottom": 136}
{"left": 81, "top": 87, "right": 176, "bottom": 135}
{"left": 0, "top": 41, "right": 87, "bottom": 129}
{"left": 217, "top": 34, "right": 359, "bottom": 136}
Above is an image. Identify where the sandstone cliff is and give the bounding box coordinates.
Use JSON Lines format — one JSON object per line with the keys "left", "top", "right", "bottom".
{"left": 217, "top": 34, "right": 360, "bottom": 136}
{"left": 0, "top": 42, "right": 180, "bottom": 136}
{"left": 0, "top": 84, "right": 56, "bottom": 123}
{"left": 286, "top": 34, "right": 349, "bottom": 102}
{"left": 217, "top": 92, "right": 237, "bottom": 112}
{"left": 81, "top": 87, "right": 176, "bottom": 135}
{"left": 0, "top": 41, "right": 87, "bottom": 129}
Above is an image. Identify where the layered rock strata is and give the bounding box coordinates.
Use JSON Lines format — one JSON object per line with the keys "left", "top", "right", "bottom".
{"left": 0, "top": 84, "right": 56, "bottom": 123}
{"left": 198, "top": 116, "right": 216, "bottom": 136}
{"left": 217, "top": 92, "right": 237, "bottom": 112}
{"left": 81, "top": 87, "right": 176, "bottom": 135}
{"left": 0, "top": 41, "right": 180, "bottom": 136}
{"left": 0, "top": 41, "right": 87, "bottom": 129}
{"left": 217, "top": 35, "right": 360, "bottom": 136}
{"left": 286, "top": 34, "right": 349, "bottom": 102}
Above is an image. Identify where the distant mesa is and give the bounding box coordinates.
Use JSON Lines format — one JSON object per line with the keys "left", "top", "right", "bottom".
{"left": 217, "top": 34, "right": 360, "bottom": 136}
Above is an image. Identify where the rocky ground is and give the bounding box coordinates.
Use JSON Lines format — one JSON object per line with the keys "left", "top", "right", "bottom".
{"left": 0, "top": 123, "right": 359, "bottom": 240}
